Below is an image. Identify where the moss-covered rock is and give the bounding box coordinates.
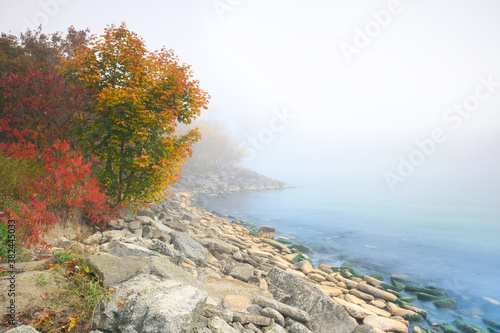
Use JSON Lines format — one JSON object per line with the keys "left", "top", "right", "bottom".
{"left": 290, "top": 244, "right": 312, "bottom": 254}
{"left": 415, "top": 292, "right": 442, "bottom": 302}
{"left": 432, "top": 298, "right": 457, "bottom": 309}
{"left": 381, "top": 282, "right": 403, "bottom": 292}
{"left": 399, "top": 296, "right": 418, "bottom": 303}
{"left": 441, "top": 326, "right": 462, "bottom": 333}
{"left": 386, "top": 289, "right": 404, "bottom": 298}
{"left": 404, "top": 285, "right": 447, "bottom": 296}
{"left": 370, "top": 274, "right": 384, "bottom": 281}
{"left": 392, "top": 279, "right": 405, "bottom": 291}
{"left": 453, "top": 320, "right": 488, "bottom": 333}
{"left": 277, "top": 238, "right": 293, "bottom": 245}
{"left": 402, "top": 312, "right": 424, "bottom": 322}
{"left": 483, "top": 319, "right": 500, "bottom": 330}
{"left": 397, "top": 300, "right": 427, "bottom": 319}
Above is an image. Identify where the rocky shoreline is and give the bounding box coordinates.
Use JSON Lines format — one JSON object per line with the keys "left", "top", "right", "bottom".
{"left": 2, "top": 172, "right": 499, "bottom": 333}
{"left": 171, "top": 169, "right": 293, "bottom": 194}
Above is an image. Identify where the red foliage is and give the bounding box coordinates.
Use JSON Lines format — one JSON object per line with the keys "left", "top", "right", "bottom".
{"left": 1, "top": 116, "right": 115, "bottom": 248}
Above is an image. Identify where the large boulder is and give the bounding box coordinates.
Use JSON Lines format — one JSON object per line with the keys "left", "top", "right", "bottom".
{"left": 137, "top": 208, "right": 156, "bottom": 219}
{"left": 93, "top": 274, "right": 207, "bottom": 333}
{"left": 170, "top": 232, "right": 208, "bottom": 266}
{"left": 266, "top": 268, "right": 358, "bottom": 333}
{"left": 227, "top": 263, "right": 255, "bottom": 282}
{"left": 85, "top": 253, "right": 198, "bottom": 288}
{"left": 204, "top": 276, "right": 272, "bottom": 303}
{"left": 108, "top": 239, "right": 161, "bottom": 258}
{"left": 85, "top": 253, "right": 149, "bottom": 287}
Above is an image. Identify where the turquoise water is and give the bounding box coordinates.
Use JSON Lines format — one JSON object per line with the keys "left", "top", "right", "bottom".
{"left": 199, "top": 185, "right": 500, "bottom": 329}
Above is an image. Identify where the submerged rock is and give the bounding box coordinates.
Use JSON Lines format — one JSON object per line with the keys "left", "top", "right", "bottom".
{"left": 432, "top": 298, "right": 457, "bottom": 309}
{"left": 452, "top": 320, "right": 489, "bottom": 333}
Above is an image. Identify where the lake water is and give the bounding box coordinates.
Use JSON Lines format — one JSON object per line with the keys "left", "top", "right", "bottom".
{"left": 198, "top": 184, "right": 500, "bottom": 329}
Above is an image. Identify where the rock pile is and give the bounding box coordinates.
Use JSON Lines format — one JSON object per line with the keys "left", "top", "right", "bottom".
{"left": 4, "top": 176, "right": 490, "bottom": 333}
{"left": 172, "top": 169, "right": 292, "bottom": 194}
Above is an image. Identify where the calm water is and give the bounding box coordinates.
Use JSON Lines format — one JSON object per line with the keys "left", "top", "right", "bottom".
{"left": 198, "top": 185, "right": 500, "bottom": 329}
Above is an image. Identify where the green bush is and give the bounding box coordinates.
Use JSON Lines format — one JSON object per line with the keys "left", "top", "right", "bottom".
{"left": 0, "top": 154, "right": 41, "bottom": 213}
{"left": 0, "top": 221, "right": 31, "bottom": 263}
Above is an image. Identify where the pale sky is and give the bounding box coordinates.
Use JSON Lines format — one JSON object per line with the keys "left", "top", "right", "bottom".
{"left": 1, "top": 0, "right": 500, "bottom": 194}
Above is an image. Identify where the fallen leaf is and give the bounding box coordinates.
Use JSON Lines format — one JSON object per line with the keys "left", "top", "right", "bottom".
{"left": 41, "top": 291, "right": 54, "bottom": 300}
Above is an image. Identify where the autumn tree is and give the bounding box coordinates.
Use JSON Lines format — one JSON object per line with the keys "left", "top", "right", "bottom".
{"left": 0, "top": 71, "right": 95, "bottom": 150}
{"left": 63, "top": 23, "right": 210, "bottom": 206}
{"left": 179, "top": 120, "right": 244, "bottom": 173}
{"left": 0, "top": 26, "right": 92, "bottom": 145}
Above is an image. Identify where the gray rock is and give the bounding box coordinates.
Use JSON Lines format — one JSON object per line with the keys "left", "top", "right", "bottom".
{"left": 142, "top": 225, "right": 153, "bottom": 239}
{"left": 182, "top": 212, "right": 202, "bottom": 223}
{"left": 118, "top": 207, "right": 136, "bottom": 222}
{"left": 267, "top": 323, "right": 287, "bottom": 333}
{"left": 150, "top": 219, "right": 174, "bottom": 241}
{"left": 289, "top": 322, "right": 313, "bottom": 333}
{"left": 232, "top": 251, "right": 244, "bottom": 261}
{"left": 85, "top": 253, "right": 149, "bottom": 287}
{"left": 208, "top": 316, "right": 239, "bottom": 333}
{"left": 137, "top": 208, "right": 156, "bottom": 219}
{"left": 136, "top": 215, "right": 154, "bottom": 225}
{"left": 254, "top": 296, "right": 310, "bottom": 324}
{"left": 202, "top": 304, "right": 234, "bottom": 323}
{"left": 101, "top": 230, "right": 123, "bottom": 242}
{"left": 353, "top": 325, "right": 377, "bottom": 333}
{"left": 127, "top": 220, "right": 141, "bottom": 231}
{"left": 108, "top": 218, "right": 124, "bottom": 230}
{"left": 133, "top": 227, "right": 143, "bottom": 237}
{"left": 108, "top": 239, "right": 161, "bottom": 258}
{"left": 5, "top": 326, "right": 41, "bottom": 333}
{"left": 171, "top": 231, "right": 208, "bottom": 266}
{"left": 232, "top": 312, "right": 273, "bottom": 326}
{"left": 146, "top": 256, "right": 198, "bottom": 287}
{"left": 85, "top": 253, "right": 197, "bottom": 288}
{"left": 164, "top": 218, "right": 189, "bottom": 232}
{"left": 232, "top": 322, "right": 246, "bottom": 332}
{"left": 261, "top": 307, "right": 285, "bottom": 326}
{"left": 148, "top": 239, "right": 183, "bottom": 263}
{"left": 83, "top": 232, "right": 102, "bottom": 245}
{"left": 228, "top": 263, "right": 254, "bottom": 282}
{"left": 244, "top": 323, "right": 261, "bottom": 333}
{"left": 209, "top": 238, "right": 238, "bottom": 255}
{"left": 195, "top": 328, "right": 212, "bottom": 333}
{"left": 93, "top": 274, "right": 207, "bottom": 333}
{"left": 266, "top": 268, "right": 358, "bottom": 333}
{"left": 247, "top": 304, "right": 263, "bottom": 315}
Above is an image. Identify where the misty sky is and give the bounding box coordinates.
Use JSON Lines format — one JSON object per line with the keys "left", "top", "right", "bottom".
{"left": 1, "top": 0, "right": 500, "bottom": 194}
